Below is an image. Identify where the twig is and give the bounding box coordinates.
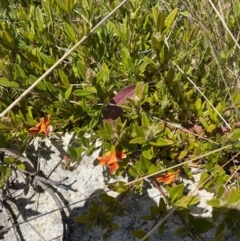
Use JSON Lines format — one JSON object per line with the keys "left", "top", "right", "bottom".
{"left": 34, "top": 175, "right": 77, "bottom": 192}
{"left": 47, "top": 158, "right": 63, "bottom": 179}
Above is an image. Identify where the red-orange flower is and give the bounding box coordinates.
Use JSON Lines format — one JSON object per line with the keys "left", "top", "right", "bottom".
{"left": 29, "top": 116, "right": 53, "bottom": 136}
{"left": 156, "top": 169, "right": 180, "bottom": 185}
{"left": 98, "top": 150, "right": 126, "bottom": 174}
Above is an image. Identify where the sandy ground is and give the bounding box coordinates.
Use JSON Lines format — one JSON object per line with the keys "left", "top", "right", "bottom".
{"left": 0, "top": 134, "right": 238, "bottom": 241}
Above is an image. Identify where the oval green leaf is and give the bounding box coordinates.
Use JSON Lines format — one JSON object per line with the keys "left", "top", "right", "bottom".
{"left": 150, "top": 137, "right": 174, "bottom": 146}
{"left": 0, "top": 78, "right": 19, "bottom": 88}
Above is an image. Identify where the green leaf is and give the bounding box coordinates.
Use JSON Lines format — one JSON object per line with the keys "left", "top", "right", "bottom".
{"left": 159, "top": 198, "right": 167, "bottom": 212}
{"left": 14, "top": 64, "right": 27, "bottom": 79}
{"left": 227, "top": 188, "right": 239, "bottom": 204}
{"left": 178, "top": 150, "right": 188, "bottom": 160}
{"left": 108, "top": 181, "right": 129, "bottom": 194}
{"left": 40, "top": 53, "right": 55, "bottom": 66}
{"left": 158, "top": 12, "right": 165, "bottom": 33}
{"left": 1, "top": 30, "right": 15, "bottom": 49}
{"left": 98, "top": 130, "right": 111, "bottom": 140}
{"left": 65, "top": 0, "right": 77, "bottom": 13}
{"left": 140, "top": 155, "right": 150, "bottom": 173}
{"left": 164, "top": 8, "right": 178, "bottom": 33}
{"left": 0, "top": 121, "right": 11, "bottom": 130}
{"left": 152, "top": 7, "right": 159, "bottom": 28}
{"left": 16, "top": 163, "right": 25, "bottom": 171}
{"left": 81, "top": 135, "right": 90, "bottom": 148}
{"left": 141, "top": 112, "right": 150, "bottom": 126}
{"left": 73, "top": 89, "right": 94, "bottom": 97}
{"left": 199, "top": 117, "right": 208, "bottom": 130}
{"left": 36, "top": 6, "right": 44, "bottom": 31}
{"left": 169, "top": 184, "right": 184, "bottom": 202}
{"left": 128, "top": 167, "right": 139, "bottom": 177}
{"left": 147, "top": 163, "right": 160, "bottom": 175}
{"left": 231, "top": 129, "right": 240, "bottom": 142}
{"left": 150, "top": 206, "right": 160, "bottom": 216}
{"left": 160, "top": 44, "right": 171, "bottom": 65}
{"left": 64, "top": 22, "right": 76, "bottom": 42}
{"left": 175, "top": 226, "right": 189, "bottom": 236}
{"left": 19, "top": 6, "right": 28, "bottom": 21}
{"left": 65, "top": 85, "right": 73, "bottom": 100}
{"left": 216, "top": 185, "right": 225, "bottom": 199}
{"left": 131, "top": 230, "right": 150, "bottom": 241}
{"left": 214, "top": 223, "right": 225, "bottom": 240}
{"left": 3, "top": 156, "right": 15, "bottom": 165}
{"left": 58, "top": 69, "right": 70, "bottom": 88}
{"left": 207, "top": 103, "right": 218, "bottom": 123}
{"left": 74, "top": 214, "right": 92, "bottom": 223}
{"left": 174, "top": 195, "right": 200, "bottom": 207}
{"left": 195, "top": 98, "right": 202, "bottom": 110}
{"left": 104, "top": 121, "right": 112, "bottom": 134}
{"left": 42, "top": 1, "right": 53, "bottom": 21}
{"left": 77, "top": 61, "right": 87, "bottom": 80}
{"left": 193, "top": 217, "right": 214, "bottom": 234}
{"left": 84, "top": 86, "right": 97, "bottom": 93}
{"left": 129, "top": 137, "right": 146, "bottom": 144}
{"left": 207, "top": 124, "right": 216, "bottom": 132}
{"left": 99, "top": 193, "right": 115, "bottom": 205}
{"left": 121, "top": 47, "right": 130, "bottom": 66}
{"left": 67, "top": 146, "right": 78, "bottom": 160}
{"left": 30, "top": 61, "right": 43, "bottom": 71}
{"left": 55, "top": 0, "right": 67, "bottom": 11}
{"left": 207, "top": 198, "right": 220, "bottom": 208}
{"left": 142, "top": 144, "right": 153, "bottom": 159}
{"left": 135, "top": 124, "right": 145, "bottom": 137}
{"left": 0, "top": 78, "right": 19, "bottom": 88}
{"left": 199, "top": 171, "right": 209, "bottom": 187}
{"left": 150, "top": 137, "right": 174, "bottom": 146}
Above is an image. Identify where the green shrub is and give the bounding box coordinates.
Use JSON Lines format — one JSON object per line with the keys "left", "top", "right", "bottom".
{"left": 1, "top": 0, "right": 240, "bottom": 240}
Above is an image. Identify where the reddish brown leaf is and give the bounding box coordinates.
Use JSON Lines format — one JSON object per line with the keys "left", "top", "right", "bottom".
{"left": 103, "top": 85, "right": 136, "bottom": 123}
{"left": 102, "top": 105, "right": 123, "bottom": 123}
{"left": 112, "top": 84, "right": 136, "bottom": 105}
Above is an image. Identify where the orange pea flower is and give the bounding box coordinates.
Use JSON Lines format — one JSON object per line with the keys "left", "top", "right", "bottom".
{"left": 29, "top": 116, "right": 53, "bottom": 136}
{"left": 98, "top": 150, "right": 126, "bottom": 174}
{"left": 156, "top": 169, "right": 180, "bottom": 185}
